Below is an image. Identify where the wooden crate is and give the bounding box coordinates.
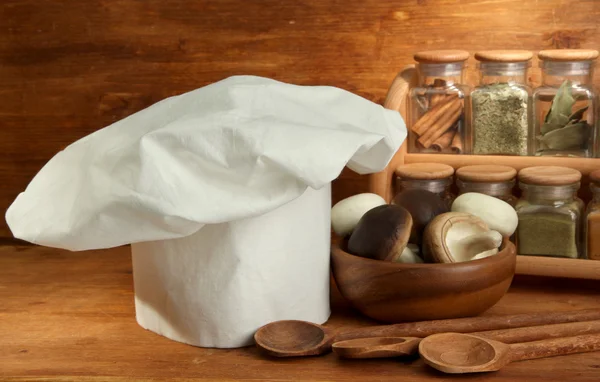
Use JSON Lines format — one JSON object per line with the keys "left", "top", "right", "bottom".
{"left": 370, "top": 65, "right": 600, "bottom": 280}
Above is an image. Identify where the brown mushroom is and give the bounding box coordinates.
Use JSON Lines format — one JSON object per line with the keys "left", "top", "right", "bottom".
{"left": 347, "top": 204, "right": 413, "bottom": 262}
{"left": 392, "top": 189, "right": 448, "bottom": 246}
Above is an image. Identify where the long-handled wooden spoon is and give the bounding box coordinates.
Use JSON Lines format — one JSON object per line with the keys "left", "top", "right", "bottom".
{"left": 419, "top": 332, "right": 600, "bottom": 374}
{"left": 332, "top": 320, "right": 600, "bottom": 359}
{"left": 332, "top": 337, "right": 422, "bottom": 359}
{"left": 254, "top": 309, "right": 600, "bottom": 357}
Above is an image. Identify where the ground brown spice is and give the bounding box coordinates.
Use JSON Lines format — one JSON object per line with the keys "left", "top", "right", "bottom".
{"left": 587, "top": 213, "right": 600, "bottom": 260}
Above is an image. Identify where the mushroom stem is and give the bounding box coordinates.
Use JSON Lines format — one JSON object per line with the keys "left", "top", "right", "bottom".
{"left": 394, "top": 246, "right": 424, "bottom": 264}
{"left": 456, "top": 230, "right": 502, "bottom": 257}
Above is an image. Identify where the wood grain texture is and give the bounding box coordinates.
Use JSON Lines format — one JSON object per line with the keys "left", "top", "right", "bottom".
{"left": 254, "top": 320, "right": 336, "bottom": 357}
{"left": 332, "top": 336, "right": 422, "bottom": 359}
{"left": 395, "top": 162, "right": 455, "bottom": 180}
{"left": 455, "top": 164, "right": 517, "bottom": 182}
{"left": 332, "top": 321, "right": 600, "bottom": 360}
{"left": 476, "top": 320, "right": 600, "bottom": 345}
{"left": 331, "top": 239, "right": 516, "bottom": 322}
{"left": 3, "top": 245, "right": 600, "bottom": 380}
{"left": 519, "top": 165, "right": 582, "bottom": 186}
{"left": 419, "top": 332, "right": 600, "bottom": 374}
{"left": 516, "top": 255, "right": 600, "bottom": 280}
{"left": 256, "top": 313, "right": 600, "bottom": 358}
{"left": 539, "top": 48, "right": 600, "bottom": 61}
{"left": 475, "top": 50, "right": 534, "bottom": 62}
{"left": 2, "top": 0, "right": 600, "bottom": 240}
{"left": 413, "top": 49, "right": 469, "bottom": 63}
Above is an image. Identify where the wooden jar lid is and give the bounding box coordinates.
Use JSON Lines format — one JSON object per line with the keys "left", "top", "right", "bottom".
{"left": 590, "top": 169, "right": 600, "bottom": 184}
{"left": 518, "top": 166, "right": 582, "bottom": 186}
{"left": 474, "top": 50, "right": 533, "bottom": 62}
{"left": 414, "top": 50, "right": 470, "bottom": 64}
{"left": 395, "top": 163, "right": 454, "bottom": 180}
{"left": 456, "top": 165, "right": 517, "bottom": 183}
{"left": 538, "top": 49, "right": 599, "bottom": 62}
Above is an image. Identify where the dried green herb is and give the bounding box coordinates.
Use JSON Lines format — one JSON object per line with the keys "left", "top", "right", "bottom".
{"left": 472, "top": 83, "right": 529, "bottom": 155}
{"left": 537, "top": 80, "right": 591, "bottom": 153}
{"left": 517, "top": 213, "right": 579, "bottom": 258}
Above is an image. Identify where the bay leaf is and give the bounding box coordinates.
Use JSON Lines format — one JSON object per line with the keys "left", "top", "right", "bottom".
{"left": 545, "top": 80, "right": 575, "bottom": 126}
{"left": 569, "top": 105, "right": 589, "bottom": 122}
{"left": 541, "top": 113, "right": 570, "bottom": 134}
{"left": 535, "top": 136, "right": 549, "bottom": 151}
{"left": 538, "top": 122, "right": 589, "bottom": 150}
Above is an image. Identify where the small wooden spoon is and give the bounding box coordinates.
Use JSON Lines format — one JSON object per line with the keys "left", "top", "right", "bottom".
{"left": 332, "top": 320, "right": 600, "bottom": 359}
{"left": 254, "top": 320, "right": 335, "bottom": 357}
{"left": 419, "top": 332, "right": 600, "bottom": 374}
{"left": 332, "top": 337, "right": 421, "bottom": 359}
{"left": 254, "top": 309, "right": 600, "bottom": 357}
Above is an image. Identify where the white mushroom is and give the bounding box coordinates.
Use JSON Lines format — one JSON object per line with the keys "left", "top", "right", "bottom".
{"left": 451, "top": 193, "right": 518, "bottom": 237}
{"left": 331, "top": 193, "right": 386, "bottom": 237}
{"left": 406, "top": 243, "right": 420, "bottom": 255}
{"left": 452, "top": 230, "right": 502, "bottom": 259}
{"left": 393, "top": 246, "right": 425, "bottom": 264}
{"left": 423, "top": 212, "right": 503, "bottom": 263}
{"left": 472, "top": 248, "right": 499, "bottom": 260}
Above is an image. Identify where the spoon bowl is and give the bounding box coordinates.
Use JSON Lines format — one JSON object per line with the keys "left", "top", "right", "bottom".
{"left": 419, "top": 333, "right": 509, "bottom": 373}
{"left": 332, "top": 336, "right": 422, "bottom": 359}
{"left": 254, "top": 320, "right": 333, "bottom": 357}
{"left": 255, "top": 311, "right": 600, "bottom": 357}
{"left": 419, "top": 332, "right": 600, "bottom": 374}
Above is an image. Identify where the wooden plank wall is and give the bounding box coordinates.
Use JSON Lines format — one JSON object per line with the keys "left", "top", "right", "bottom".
{"left": 1, "top": 0, "right": 599, "bottom": 241}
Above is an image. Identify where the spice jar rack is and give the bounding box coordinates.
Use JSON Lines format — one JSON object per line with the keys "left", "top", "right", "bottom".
{"left": 370, "top": 65, "right": 600, "bottom": 280}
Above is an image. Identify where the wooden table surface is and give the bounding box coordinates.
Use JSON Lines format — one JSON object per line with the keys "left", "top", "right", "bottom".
{"left": 2, "top": 245, "right": 600, "bottom": 381}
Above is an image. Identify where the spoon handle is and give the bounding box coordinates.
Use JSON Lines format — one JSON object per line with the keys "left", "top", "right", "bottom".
{"left": 475, "top": 320, "right": 600, "bottom": 343}
{"left": 335, "top": 309, "right": 600, "bottom": 341}
{"left": 508, "top": 333, "right": 600, "bottom": 362}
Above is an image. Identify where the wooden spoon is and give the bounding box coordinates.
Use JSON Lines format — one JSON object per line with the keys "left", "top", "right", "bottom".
{"left": 254, "top": 320, "right": 335, "bottom": 357}
{"left": 419, "top": 332, "right": 600, "bottom": 374}
{"left": 332, "top": 337, "right": 421, "bottom": 359}
{"left": 332, "top": 320, "right": 600, "bottom": 359}
{"left": 254, "top": 309, "right": 600, "bottom": 357}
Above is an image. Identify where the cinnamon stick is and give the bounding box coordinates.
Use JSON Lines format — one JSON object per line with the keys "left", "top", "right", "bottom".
{"left": 411, "top": 96, "right": 459, "bottom": 136}
{"left": 451, "top": 130, "right": 463, "bottom": 154}
{"left": 431, "top": 128, "right": 456, "bottom": 151}
{"left": 430, "top": 93, "right": 448, "bottom": 108}
{"left": 432, "top": 79, "right": 446, "bottom": 88}
{"left": 428, "top": 79, "right": 447, "bottom": 108}
{"left": 418, "top": 100, "right": 463, "bottom": 148}
{"left": 429, "top": 79, "right": 447, "bottom": 107}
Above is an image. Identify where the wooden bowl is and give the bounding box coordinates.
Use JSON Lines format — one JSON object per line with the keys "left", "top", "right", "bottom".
{"left": 331, "top": 239, "right": 516, "bottom": 323}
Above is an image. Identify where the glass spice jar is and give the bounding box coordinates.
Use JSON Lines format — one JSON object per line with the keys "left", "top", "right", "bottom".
{"left": 455, "top": 165, "right": 518, "bottom": 207}
{"left": 470, "top": 50, "right": 532, "bottom": 156}
{"left": 585, "top": 169, "right": 600, "bottom": 260}
{"left": 532, "top": 49, "right": 598, "bottom": 157}
{"left": 395, "top": 163, "right": 455, "bottom": 208}
{"left": 515, "top": 166, "right": 584, "bottom": 259}
{"left": 408, "top": 50, "right": 470, "bottom": 154}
